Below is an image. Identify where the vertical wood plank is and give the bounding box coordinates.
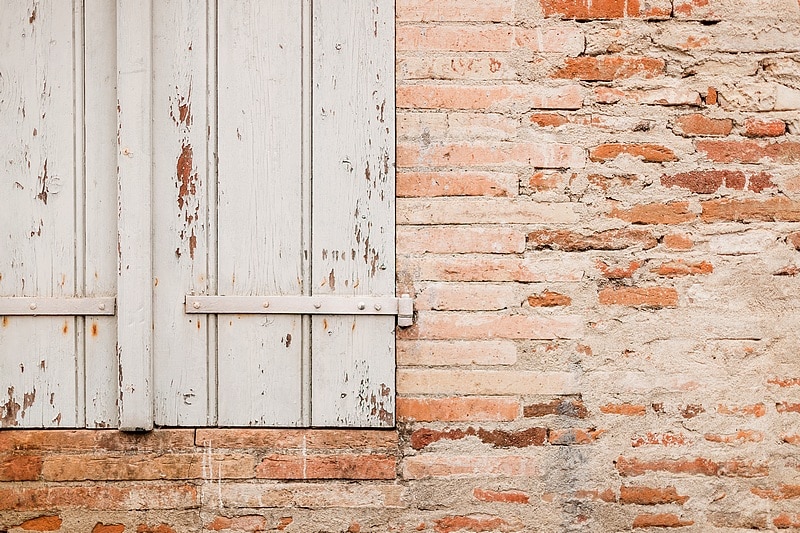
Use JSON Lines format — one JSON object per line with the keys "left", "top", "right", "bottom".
{"left": 73, "top": 0, "right": 86, "bottom": 428}
{"left": 152, "top": 0, "right": 210, "bottom": 426}
{"left": 311, "top": 0, "right": 396, "bottom": 427}
{"left": 117, "top": 0, "right": 154, "bottom": 431}
{"left": 205, "top": 0, "right": 219, "bottom": 427}
{"left": 84, "top": 0, "right": 119, "bottom": 428}
{"left": 0, "top": 0, "right": 79, "bottom": 428}
{"left": 216, "top": 0, "right": 305, "bottom": 426}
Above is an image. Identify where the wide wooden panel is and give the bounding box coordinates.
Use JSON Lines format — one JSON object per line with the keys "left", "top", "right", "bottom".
{"left": 0, "top": 1, "right": 79, "bottom": 427}
{"left": 152, "top": 0, "right": 210, "bottom": 426}
{"left": 216, "top": 0, "right": 305, "bottom": 426}
{"left": 84, "top": 0, "right": 119, "bottom": 428}
{"left": 311, "top": 0, "right": 396, "bottom": 427}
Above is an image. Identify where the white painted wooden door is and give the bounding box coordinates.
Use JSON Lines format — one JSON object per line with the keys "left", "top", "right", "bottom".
{"left": 1, "top": 0, "right": 395, "bottom": 429}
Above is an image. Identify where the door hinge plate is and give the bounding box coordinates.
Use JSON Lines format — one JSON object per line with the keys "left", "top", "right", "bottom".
{"left": 0, "top": 297, "right": 116, "bottom": 316}
{"left": 185, "top": 294, "right": 414, "bottom": 326}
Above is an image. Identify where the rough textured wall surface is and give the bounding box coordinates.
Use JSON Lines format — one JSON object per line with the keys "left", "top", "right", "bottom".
{"left": 4, "top": 0, "right": 800, "bottom": 531}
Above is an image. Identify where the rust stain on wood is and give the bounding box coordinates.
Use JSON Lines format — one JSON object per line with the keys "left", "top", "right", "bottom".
{"left": 22, "top": 389, "right": 35, "bottom": 413}
{"left": 173, "top": 83, "right": 200, "bottom": 261}
{"left": 36, "top": 159, "right": 48, "bottom": 204}
{"left": 2, "top": 316, "right": 8, "bottom": 327}
{"left": 177, "top": 143, "right": 195, "bottom": 209}
{"left": 61, "top": 321, "right": 68, "bottom": 335}
{"left": 1, "top": 387, "right": 21, "bottom": 426}
{"left": 91, "top": 322, "right": 98, "bottom": 337}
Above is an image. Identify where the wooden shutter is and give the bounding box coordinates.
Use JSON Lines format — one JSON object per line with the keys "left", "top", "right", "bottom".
{"left": 0, "top": 0, "right": 118, "bottom": 428}
{"left": 1, "top": 0, "right": 396, "bottom": 429}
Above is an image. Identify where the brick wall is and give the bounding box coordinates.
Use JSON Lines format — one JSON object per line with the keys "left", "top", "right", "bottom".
{"left": 3, "top": 0, "right": 800, "bottom": 531}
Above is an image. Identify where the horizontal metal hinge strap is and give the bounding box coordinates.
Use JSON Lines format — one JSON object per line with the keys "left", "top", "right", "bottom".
{"left": 0, "top": 297, "right": 116, "bottom": 316}
{"left": 185, "top": 295, "right": 414, "bottom": 326}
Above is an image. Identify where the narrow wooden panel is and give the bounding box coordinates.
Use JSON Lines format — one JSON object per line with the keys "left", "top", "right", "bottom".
{"left": 152, "top": 0, "right": 210, "bottom": 426}
{"left": 216, "top": 0, "right": 304, "bottom": 426}
{"left": 311, "top": 0, "right": 396, "bottom": 427}
{"left": 0, "top": 1, "right": 79, "bottom": 427}
{"left": 83, "top": 0, "right": 119, "bottom": 428}
{"left": 117, "top": 0, "right": 154, "bottom": 431}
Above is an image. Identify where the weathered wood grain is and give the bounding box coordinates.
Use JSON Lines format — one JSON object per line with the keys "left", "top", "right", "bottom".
{"left": 117, "top": 0, "right": 154, "bottom": 431}
{"left": 0, "top": 0, "right": 79, "bottom": 428}
{"left": 152, "top": 0, "right": 210, "bottom": 426}
{"left": 216, "top": 0, "right": 305, "bottom": 426}
{"left": 311, "top": 0, "right": 396, "bottom": 427}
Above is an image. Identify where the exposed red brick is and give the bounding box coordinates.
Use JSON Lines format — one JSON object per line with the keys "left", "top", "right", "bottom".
{"left": 255, "top": 453, "right": 396, "bottom": 480}
{"left": 434, "top": 515, "right": 514, "bottom": 533}
{"left": 590, "top": 143, "right": 677, "bottom": 162}
{"left": 748, "top": 172, "right": 776, "bottom": 192}
{"left": 540, "top": 0, "right": 642, "bottom": 18}
{"left": 661, "top": 170, "right": 746, "bottom": 193}
{"left": 397, "top": 84, "right": 582, "bottom": 110}
{"left": 600, "top": 403, "right": 646, "bottom": 415}
{"left": 530, "top": 113, "right": 570, "bottom": 127}
{"left": 705, "top": 430, "right": 764, "bottom": 444}
{"left": 633, "top": 513, "right": 694, "bottom": 528}
{"left": 397, "top": 1, "right": 514, "bottom": 22}
{"left": 663, "top": 233, "right": 694, "bottom": 250}
{"left": 751, "top": 485, "right": 800, "bottom": 500}
{"left": 597, "top": 260, "right": 642, "bottom": 279}
{"left": 206, "top": 515, "right": 268, "bottom": 532}
{"left": 788, "top": 232, "right": 800, "bottom": 250}
{"left": 528, "top": 229, "right": 657, "bottom": 251}
{"left": 549, "top": 428, "right": 605, "bottom": 445}
{"left": 653, "top": 260, "right": 713, "bottom": 277}
{"left": 397, "top": 397, "right": 519, "bottom": 422}
{"left": 92, "top": 525, "right": 125, "bottom": 533}
{"left": 744, "top": 118, "right": 786, "bottom": 138}
{"left": 776, "top": 402, "right": 800, "bottom": 414}
{"left": 774, "top": 513, "right": 800, "bottom": 528}
{"left": 706, "top": 87, "right": 718, "bottom": 105}
{"left": 587, "top": 173, "right": 639, "bottom": 190}
{"left": 0, "top": 485, "right": 197, "bottom": 511}
{"left": 599, "top": 287, "right": 678, "bottom": 308}
{"left": 19, "top": 516, "right": 62, "bottom": 531}
{"left": 620, "top": 486, "right": 689, "bottom": 505}
{"left": 716, "top": 403, "right": 766, "bottom": 417}
{"left": 608, "top": 202, "right": 694, "bottom": 224}
{"left": 617, "top": 456, "right": 768, "bottom": 477}
{"left": 697, "top": 140, "right": 800, "bottom": 163}
{"left": 410, "top": 427, "right": 547, "bottom": 450}
{"left": 768, "top": 377, "right": 800, "bottom": 387}
{"left": 554, "top": 56, "right": 665, "bottom": 81}
{"left": 0, "top": 430, "right": 194, "bottom": 452}
{"left": 529, "top": 171, "right": 571, "bottom": 191}
{"left": 0, "top": 454, "right": 42, "bottom": 481}
{"left": 397, "top": 171, "right": 514, "bottom": 197}
{"left": 473, "top": 488, "right": 530, "bottom": 504}
{"left": 523, "top": 398, "right": 588, "bottom": 418}
{"left": 631, "top": 433, "right": 690, "bottom": 447}
{"left": 784, "top": 434, "right": 800, "bottom": 445}
{"left": 674, "top": 114, "right": 732, "bottom": 136}
{"left": 680, "top": 404, "right": 705, "bottom": 418}
{"left": 701, "top": 197, "right": 800, "bottom": 223}
{"left": 527, "top": 291, "right": 572, "bottom": 307}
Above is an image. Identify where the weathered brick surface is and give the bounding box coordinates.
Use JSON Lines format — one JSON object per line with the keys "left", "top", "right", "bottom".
{"left": 3, "top": 2, "right": 800, "bottom": 532}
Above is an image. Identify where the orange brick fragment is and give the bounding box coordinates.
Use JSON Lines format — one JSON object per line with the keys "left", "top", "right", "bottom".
{"left": 599, "top": 287, "right": 678, "bottom": 308}
{"left": 19, "top": 516, "right": 63, "bottom": 531}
